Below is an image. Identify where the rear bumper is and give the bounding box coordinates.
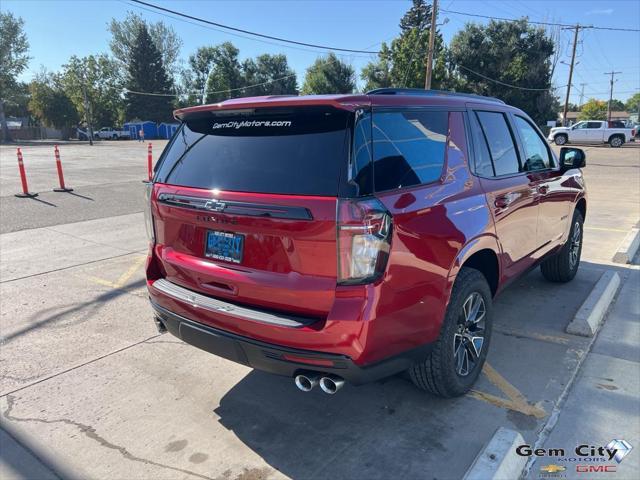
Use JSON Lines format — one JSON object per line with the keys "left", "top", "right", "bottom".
{"left": 151, "top": 301, "right": 432, "bottom": 385}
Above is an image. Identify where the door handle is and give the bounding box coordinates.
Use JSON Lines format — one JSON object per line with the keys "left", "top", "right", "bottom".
{"left": 537, "top": 184, "right": 549, "bottom": 195}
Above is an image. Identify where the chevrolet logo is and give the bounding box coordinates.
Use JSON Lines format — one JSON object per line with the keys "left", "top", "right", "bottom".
{"left": 540, "top": 465, "right": 566, "bottom": 473}
{"left": 204, "top": 200, "right": 226, "bottom": 212}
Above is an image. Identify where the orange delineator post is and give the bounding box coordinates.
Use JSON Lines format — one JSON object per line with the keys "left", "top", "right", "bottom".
{"left": 147, "top": 143, "right": 153, "bottom": 181}
{"left": 15, "top": 148, "right": 38, "bottom": 198}
{"left": 53, "top": 145, "right": 73, "bottom": 192}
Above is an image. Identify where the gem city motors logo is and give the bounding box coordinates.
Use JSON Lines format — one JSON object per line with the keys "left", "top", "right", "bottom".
{"left": 517, "top": 439, "right": 633, "bottom": 476}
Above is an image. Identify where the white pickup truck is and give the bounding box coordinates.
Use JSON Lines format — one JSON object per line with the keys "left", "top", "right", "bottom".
{"left": 548, "top": 120, "right": 635, "bottom": 147}
{"left": 94, "top": 127, "right": 131, "bottom": 140}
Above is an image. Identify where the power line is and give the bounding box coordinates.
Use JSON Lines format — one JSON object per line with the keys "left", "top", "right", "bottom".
{"left": 129, "top": 0, "right": 381, "bottom": 54}
{"left": 455, "top": 64, "right": 560, "bottom": 91}
{"left": 439, "top": 8, "right": 640, "bottom": 32}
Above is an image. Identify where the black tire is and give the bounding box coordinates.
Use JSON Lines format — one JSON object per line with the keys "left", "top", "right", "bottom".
{"left": 609, "top": 135, "right": 624, "bottom": 148}
{"left": 540, "top": 210, "right": 584, "bottom": 283}
{"left": 554, "top": 134, "right": 568, "bottom": 145}
{"left": 410, "top": 267, "right": 493, "bottom": 397}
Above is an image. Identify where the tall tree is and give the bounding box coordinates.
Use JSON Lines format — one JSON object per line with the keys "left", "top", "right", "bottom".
{"left": 607, "top": 99, "right": 625, "bottom": 111}
{"left": 28, "top": 72, "right": 79, "bottom": 138}
{"left": 242, "top": 54, "right": 298, "bottom": 96}
{"left": 578, "top": 99, "right": 607, "bottom": 121}
{"left": 0, "top": 11, "right": 30, "bottom": 142}
{"left": 61, "top": 54, "right": 124, "bottom": 128}
{"left": 109, "top": 12, "right": 182, "bottom": 83}
{"left": 205, "top": 42, "right": 244, "bottom": 103}
{"left": 301, "top": 53, "right": 355, "bottom": 95}
{"left": 124, "top": 24, "right": 174, "bottom": 122}
{"left": 449, "top": 19, "right": 557, "bottom": 125}
{"left": 361, "top": 0, "right": 452, "bottom": 91}
{"left": 187, "top": 46, "right": 217, "bottom": 104}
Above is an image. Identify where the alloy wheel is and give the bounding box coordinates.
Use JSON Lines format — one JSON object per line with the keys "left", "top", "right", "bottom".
{"left": 569, "top": 221, "right": 581, "bottom": 269}
{"left": 453, "top": 292, "right": 486, "bottom": 377}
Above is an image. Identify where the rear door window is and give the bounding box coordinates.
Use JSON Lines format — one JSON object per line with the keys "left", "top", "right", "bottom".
{"left": 514, "top": 115, "right": 553, "bottom": 170}
{"left": 372, "top": 110, "right": 448, "bottom": 191}
{"left": 155, "top": 107, "right": 350, "bottom": 196}
{"left": 475, "top": 111, "right": 521, "bottom": 176}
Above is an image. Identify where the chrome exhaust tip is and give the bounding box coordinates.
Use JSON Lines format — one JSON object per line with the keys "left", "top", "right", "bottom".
{"left": 319, "top": 375, "right": 345, "bottom": 394}
{"left": 294, "top": 373, "right": 319, "bottom": 392}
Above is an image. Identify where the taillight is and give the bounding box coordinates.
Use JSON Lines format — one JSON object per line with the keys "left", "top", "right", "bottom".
{"left": 143, "top": 182, "right": 155, "bottom": 244}
{"left": 337, "top": 197, "right": 392, "bottom": 285}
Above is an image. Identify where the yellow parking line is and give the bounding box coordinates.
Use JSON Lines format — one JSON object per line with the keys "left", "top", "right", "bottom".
{"left": 83, "top": 255, "right": 146, "bottom": 290}
{"left": 469, "top": 362, "right": 547, "bottom": 418}
{"left": 584, "top": 226, "right": 630, "bottom": 233}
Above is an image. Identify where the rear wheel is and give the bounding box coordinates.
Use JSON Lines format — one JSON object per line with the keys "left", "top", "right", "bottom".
{"left": 410, "top": 267, "right": 492, "bottom": 397}
{"left": 541, "top": 210, "right": 583, "bottom": 282}
{"left": 554, "top": 134, "right": 568, "bottom": 145}
{"left": 609, "top": 135, "right": 623, "bottom": 148}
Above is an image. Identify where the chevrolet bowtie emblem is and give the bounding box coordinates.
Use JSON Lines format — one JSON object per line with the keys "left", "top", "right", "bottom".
{"left": 540, "top": 465, "right": 566, "bottom": 473}
{"left": 204, "top": 200, "right": 226, "bottom": 212}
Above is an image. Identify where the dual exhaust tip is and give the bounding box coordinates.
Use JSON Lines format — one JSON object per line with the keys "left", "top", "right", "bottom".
{"left": 294, "top": 373, "right": 344, "bottom": 394}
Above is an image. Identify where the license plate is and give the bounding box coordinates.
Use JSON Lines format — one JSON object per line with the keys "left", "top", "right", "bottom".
{"left": 205, "top": 230, "right": 244, "bottom": 264}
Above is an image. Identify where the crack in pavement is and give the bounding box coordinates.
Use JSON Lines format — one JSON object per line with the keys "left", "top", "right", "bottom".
{"left": 2, "top": 395, "right": 214, "bottom": 480}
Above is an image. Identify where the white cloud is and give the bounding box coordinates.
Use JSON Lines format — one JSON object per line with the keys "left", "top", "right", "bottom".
{"left": 586, "top": 8, "right": 614, "bottom": 15}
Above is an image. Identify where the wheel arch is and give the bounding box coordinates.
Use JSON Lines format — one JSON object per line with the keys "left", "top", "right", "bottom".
{"left": 608, "top": 133, "right": 625, "bottom": 144}
{"left": 575, "top": 196, "right": 587, "bottom": 221}
{"left": 448, "top": 236, "right": 501, "bottom": 297}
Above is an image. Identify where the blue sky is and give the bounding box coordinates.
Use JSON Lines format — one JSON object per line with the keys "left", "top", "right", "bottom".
{"left": 4, "top": 0, "right": 640, "bottom": 105}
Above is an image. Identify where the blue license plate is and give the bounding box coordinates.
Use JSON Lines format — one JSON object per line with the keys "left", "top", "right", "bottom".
{"left": 205, "top": 230, "right": 244, "bottom": 264}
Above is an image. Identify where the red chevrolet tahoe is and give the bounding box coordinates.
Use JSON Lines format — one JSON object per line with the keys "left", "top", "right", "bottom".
{"left": 145, "top": 89, "right": 587, "bottom": 397}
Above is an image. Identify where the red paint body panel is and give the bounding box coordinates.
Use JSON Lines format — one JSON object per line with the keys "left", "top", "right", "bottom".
{"left": 147, "top": 92, "right": 587, "bottom": 373}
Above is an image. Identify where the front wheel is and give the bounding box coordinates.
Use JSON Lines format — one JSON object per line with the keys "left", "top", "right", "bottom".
{"left": 541, "top": 210, "right": 584, "bottom": 282}
{"left": 410, "top": 267, "right": 493, "bottom": 397}
{"left": 554, "top": 134, "right": 568, "bottom": 145}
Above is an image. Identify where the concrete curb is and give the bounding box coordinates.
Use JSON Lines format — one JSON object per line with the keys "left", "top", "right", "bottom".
{"left": 612, "top": 228, "right": 640, "bottom": 264}
{"left": 463, "top": 427, "right": 526, "bottom": 480}
{"left": 566, "top": 270, "right": 621, "bottom": 337}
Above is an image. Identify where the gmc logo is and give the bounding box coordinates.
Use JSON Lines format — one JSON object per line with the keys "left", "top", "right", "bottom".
{"left": 576, "top": 465, "right": 617, "bottom": 473}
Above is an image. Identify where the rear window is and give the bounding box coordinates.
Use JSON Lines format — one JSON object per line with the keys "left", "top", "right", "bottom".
{"left": 155, "top": 107, "right": 350, "bottom": 196}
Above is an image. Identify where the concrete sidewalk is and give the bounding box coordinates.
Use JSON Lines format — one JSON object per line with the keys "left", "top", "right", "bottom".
{"left": 527, "top": 267, "right": 640, "bottom": 479}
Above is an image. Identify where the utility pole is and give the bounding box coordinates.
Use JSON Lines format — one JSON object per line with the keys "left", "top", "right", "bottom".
{"left": 425, "top": 0, "right": 438, "bottom": 90}
{"left": 81, "top": 69, "right": 93, "bottom": 146}
{"left": 561, "top": 24, "right": 582, "bottom": 126}
{"left": 604, "top": 70, "right": 622, "bottom": 122}
{"left": 578, "top": 83, "right": 586, "bottom": 108}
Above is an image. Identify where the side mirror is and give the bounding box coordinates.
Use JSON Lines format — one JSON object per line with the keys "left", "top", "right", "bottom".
{"left": 560, "top": 147, "right": 586, "bottom": 170}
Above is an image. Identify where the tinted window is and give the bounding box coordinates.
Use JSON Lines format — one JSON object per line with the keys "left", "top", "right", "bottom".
{"left": 372, "top": 110, "right": 448, "bottom": 191}
{"left": 586, "top": 122, "right": 603, "bottom": 129}
{"left": 155, "top": 108, "right": 349, "bottom": 196}
{"left": 469, "top": 112, "right": 495, "bottom": 177}
{"left": 349, "top": 110, "right": 373, "bottom": 196}
{"left": 475, "top": 111, "right": 520, "bottom": 176}
{"left": 514, "top": 116, "right": 552, "bottom": 170}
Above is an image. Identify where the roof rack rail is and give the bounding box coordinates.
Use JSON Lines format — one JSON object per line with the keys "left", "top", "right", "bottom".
{"left": 366, "top": 88, "right": 505, "bottom": 104}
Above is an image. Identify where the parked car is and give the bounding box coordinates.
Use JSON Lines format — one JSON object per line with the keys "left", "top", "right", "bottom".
{"left": 94, "top": 127, "right": 131, "bottom": 140}
{"left": 144, "top": 89, "right": 587, "bottom": 397}
{"left": 548, "top": 120, "right": 635, "bottom": 147}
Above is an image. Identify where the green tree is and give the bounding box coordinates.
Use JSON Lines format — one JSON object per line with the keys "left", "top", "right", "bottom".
{"left": 61, "top": 54, "right": 124, "bottom": 130}
{"left": 205, "top": 42, "right": 244, "bottom": 103}
{"left": 242, "top": 54, "right": 298, "bottom": 96}
{"left": 109, "top": 12, "right": 182, "bottom": 83}
{"left": 28, "top": 72, "right": 78, "bottom": 137}
{"left": 449, "top": 19, "right": 558, "bottom": 125}
{"left": 608, "top": 99, "right": 625, "bottom": 111}
{"left": 624, "top": 92, "right": 640, "bottom": 113}
{"left": 301, "top": 53, "right": 355, "bottom": 95}
{"left": 186, "top": 46, "right": 217, "bottom": 104}
{"left": 578, "top": 99, "right": 607, "bottom": 121}
{"left": 0, "top": 11, "right": 30, "bottom": 142}
{"left": 124, "top": 24, "right": 174, "bottom": 122}
{"left": 361, "top": 0, "right": 452, "bottom": 91}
